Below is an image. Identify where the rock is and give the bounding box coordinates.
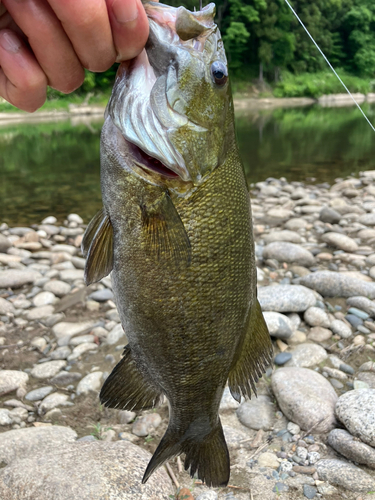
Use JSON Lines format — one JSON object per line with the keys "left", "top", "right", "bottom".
{"left": 347, "top": 296, "right": 375, "bottom": 318}
{"left": 67, "top": 343, "right": 98, "bottom": 361}
{"left": 52, "top": 321, "right": 96, "bottom": 340}
{"left": 319, "top": 207, "right": 341, "bottom": 224}
{"left": 0, "top": 297, "right": 15, "bottom": 315}
{"left": 301, "top": 271, "right": 375, "bottom": 298}
{"left": 307, "top": 327, "right": 332, "bottom": 342}
{"left": 258, "top": 285, "right": 317, "bottom": 313}
{"left": 335, "top": 389, "right": 375, "bottom": 447}
{"left": 304, "top": 307, "right": 330, "bottom": 328}
{"left": 76, "top": 372, "right": 103, "bottom": 395}
{"left": 32, "top": 291, "right": 56, "bottom": 307}
{"left": 219, "top": 386, "right": 240, "bottom": 412}
{"left": 271, "top": 367, "right": 337, "bottom": 433}
{"left": 69, "top": 335, "right": 95, "bottom": 346}
{"left": 0, "top": 371, "right": 28, "bottom": 397}
{"left": 25, "top": 386, "right": 54, "bottom": 401}
{"left": 316, "top": 459, "right": 375, "bottom": 492}
{"left": 285, "top": 218, "right": 309, "bottom": 230}
{"left": 263, "top": 231, "right": 302, "bottom": 244}
{"left": 0, "top": 234, "right": 12, "bottom": 253}
{"left": 106, "top": 324, "right": 127, "bottom": 345}
{"left": 50, "top": 371, "right": 82, "bottom": 386}
{"left": 50, "top": 346, "right": 71, "bottom": 360}
{"left": 30, "top": 360, "right": 67, "bottom": 380}
{"left": 38, "top": 393, "right": 71, "bottom": 415}
{"left": 0, "top": 441, "right": 173, "bottom": 500}
{"left": 287, "top": 422, "right": 300, "bottom": 435}
{"left": 328, "top": 429, "right": 375, "bottom": 469}
{"left": 0, "top": 270, "right": 41, "bottom": 288}
{"left": 132, "top": 414, "right": 162, "bottom": 437}
{"left": 263, "top": 242, "right": 315, "bottom": 267}
{"left": 358, "top": 213, "right": 375, "bottom": 226}
{"left": 236, "top": 395, "right": 275, "bottom": 431}
{"left": 330, "top": 319, "right": 352, "bottom": 339}
{"left": 43, "top": 280, "right": 71, "bottom": 297}
{"left": 321, "top": 232, "right": 358, "bottom": 252}
{"left": 118, "top": 411, "right": 136, "bottom": 425}
{"left": 257, "top": 452, "right": 279, "bottom": 469}
{"left": 263, "top": 312, "right": 293, "bottom": 339}
{"left": 59, "top": 269, "right": 84, "bottom": 282}
{"left": 274, "top": 352, "right": 292, "bottom": 365}
{"left": 222, "top": 425, "right": 248, "bottom": 450}
{"left": 27, "top": 305, "right": 55, "bottom": 320}
{"left": 285, "top": 343, "right": 327, "bottom": 368}
{"left": 196, "top": 491, "right": 218, "bottom": 500}
{"left": 303, "top": 484, "right": 317, "bottom": 499}
{"left": 89, "top": 289, "right": 114, "bottom": 302}
{"left": 0, "top": 409, "right": 13, "bottom": 425}
{"left": 356, "top": 372, "right": 375, "bottom": 389}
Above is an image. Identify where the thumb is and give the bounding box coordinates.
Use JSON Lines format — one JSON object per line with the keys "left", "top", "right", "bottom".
{"left": 106, "top": 0, "right": 150, "bottom": 62}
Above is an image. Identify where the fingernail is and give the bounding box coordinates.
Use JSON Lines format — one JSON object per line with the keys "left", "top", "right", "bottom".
{"left": 0, "top": 31, "right": 21, "bottom": 53}
{"left": 111, "top": 0, "right": 139, "bottom": 23}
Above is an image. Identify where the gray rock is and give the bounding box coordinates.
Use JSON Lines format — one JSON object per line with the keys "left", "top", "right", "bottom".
{"left": 32, "top": 291, "right": 56, "bottom": 307}
{"left": 219, "top": 386, "right": 241, "bottom": 412}
{"left": 321, "top": 232, "right": 358, "bottom": 252}
{"left": 356, "top": 372, "right": 375, "bottom": 389}
{"left": 38, "top": 393, "right": 72, "bottom": 415}
{"left": 222, "top": 425, "right": 248, "bottom": 450}
{"left": 0, "top": 297, "right": 15, "bottom": 315}
{"left": 284, "top": 218, "right": 309, "bottom": 230}
{"left": 258, "top": 285, "right": 317, "bottom": 313}
{"left": 319, "top": 207, "right": 341, "bottom": 224}
{"left": 263, "top": 312, "right": 293, "bottom": 339}
{"left": 0, "top": 234, "right": 12, "bottom": 253}
{"left": 76, "top": 372, "right": 103, "bottom": 395}
{"left": 0, "top": 441, "right": 173, "bottom": 500}
{"left": 236, "top": 395, "right": 275, "bottom": 431}
{"left": 59, "top": 269, "right": 85, "bottom": 282}
{"left": 27, "top": 305, "right": 55, "bottom": 320}
{"left": 25, "top": 386, "right": 54, "bottom": 401}
{"left": 285, "top": 343, "right": 327, "bottom": 368}
{"left": 50, "top": 346, "right": 71, "bottom": 360}
{"left": 303, "top": 484, "right": 317, "bottom": 499}
{"left": 89, "top": 289, "right": 114, "bottom": 302}
{"left": 263, "top": 242, "right": 315, "bottom": 267}
{"left": 274, "top": 352, "right": 292, "bottom": 365}
{"left": 0, "top": 370, "right": 28, "bottom": 397}
{"left": 347, "top": 296, "right": 375, "bottom": 318}
{"left": 43, "top": 280, "right": 71, "bottom": 297}
{"left": 271, "top": 367, "right": 337, "bottom": 433}
{"left": 50, "top": 371, "right": 82, "bottom": 386}
{"left": 67, "top": 343, "right": 98, "bottom": 361}
{"left": 335, "top": 389, "right": 375, "bottom": 447}
{"left": 132, "top": 414, "right": 162, "bottom": 437}
{"left": 118, "top": 411, "right": 136, "bottom": 425}
{"left": 328, "top": 429, "right": 375, "bottom": 469}
{"left": 71, "top": 256, "right": 85, "bottom": 269}
{"left": 106, "top": 324, "right": 127, "bottom": 345}
{"left": 196, "top": 491, "right": 218, "bottom": 500}
{"left": 0, "top": 409, "right": 13, "bottom": 425}
{"left": 330, "top": 319, "right": 352, "bottom": 339}
{"left": 263, "top": 230, "right": 302, "bottom": 244}
{"left": 301, "top": 271, "right": 375, "bottom": 298}
{"left": 0, "top": 270, "right": 41, "bottom": 288}
{"left": 304, "top": 307, "right": 330, "bottom": 328}
{"left": 257, "top": 452, "right": 280, "bottom": 469}
{"left": 30, "top": 360, "right": 67, "bottom": 380}
{"left": 316, "top": 459, "right": 375, "bottom": 492}
{"left": 69, "top": 335, "right": 96, "bottom": 346}
{"left": 358, "top": 213, "right": 375, "bottom": 226}
{"left": 307, "top": 327, "right": 332, "bottom": 342}
{"left": 52, "top": 321, "right": 96, "bottom": 340}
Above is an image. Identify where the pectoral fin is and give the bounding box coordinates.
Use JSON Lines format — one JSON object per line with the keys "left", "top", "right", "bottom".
{"left": 228, "top": 300, "right": 273, "bottom": 400}
{"left": 82, "top": 208, "right": 113, "bottom": 285}
{"left": 100, "top": 345, "right": 162, "bottom": 411}
{"left": 141, "top": 191, "right": 191, "bottom": 266}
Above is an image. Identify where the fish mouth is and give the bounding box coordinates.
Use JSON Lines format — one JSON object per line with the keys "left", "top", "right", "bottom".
{"left": 128, "top": 141, "right": 180, "bottom": 180}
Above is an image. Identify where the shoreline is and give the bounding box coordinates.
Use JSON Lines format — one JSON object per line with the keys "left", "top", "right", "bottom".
{"left": 1, "top": 92, "right": 374, "bottom": 125}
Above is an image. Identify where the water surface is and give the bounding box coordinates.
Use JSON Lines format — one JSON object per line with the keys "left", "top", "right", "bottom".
{"left": 1, "top": 104, "right": 374, "bottom": 225}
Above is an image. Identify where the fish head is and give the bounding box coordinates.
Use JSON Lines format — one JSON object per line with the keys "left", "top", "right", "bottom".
{"left": 107, "top": 1, "right": 234, "bottom": 186}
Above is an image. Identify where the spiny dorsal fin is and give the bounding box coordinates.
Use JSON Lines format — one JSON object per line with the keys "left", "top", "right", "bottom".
{"left": 140, "top": 191, "right": 191, "bottom": 267}
{"left": 228, "top": 299, "right": 273, "bottom": 401}
{"left": 82, "top": 208, "right": 113, "bottom": 285}
{"left": 100, "top": 345, "right": 162, "bottom": 411}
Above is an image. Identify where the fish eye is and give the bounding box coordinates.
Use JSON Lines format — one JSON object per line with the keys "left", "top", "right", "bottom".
{"left": 211, "top": 61, "right": 228, "bottom": 86}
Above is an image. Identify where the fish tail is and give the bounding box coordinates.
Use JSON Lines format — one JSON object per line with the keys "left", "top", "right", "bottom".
{"left": 142, "top": 420, "right": 229, "bottom": 488}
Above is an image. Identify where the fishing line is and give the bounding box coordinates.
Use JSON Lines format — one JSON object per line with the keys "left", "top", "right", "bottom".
{"left": 283, "top": 0, "right": 375, "bottom": 133}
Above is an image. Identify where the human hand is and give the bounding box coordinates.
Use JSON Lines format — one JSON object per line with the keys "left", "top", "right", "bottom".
{"left": 0, "top": 0, "right": 149, "bottom": 112}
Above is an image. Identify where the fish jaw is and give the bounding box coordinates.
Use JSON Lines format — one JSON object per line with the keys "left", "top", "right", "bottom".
{"left": 106, "top": 1, "right": 236, "bottom": 187}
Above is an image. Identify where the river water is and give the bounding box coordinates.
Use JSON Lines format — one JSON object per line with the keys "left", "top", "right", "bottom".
{"left": 1, "top": 103, "right": 375, "bottom": 225}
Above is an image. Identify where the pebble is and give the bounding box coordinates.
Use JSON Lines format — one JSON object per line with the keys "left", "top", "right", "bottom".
{"left": 106, "top": 324, "right": 126, "bottom": 345}
{"left": 330, "top": 319, "right": 352, "bottom": 339}
{"left": 25, "top": 386, "right": 54, "bottom": 401}
{"left": 258, "top": 285, "right": 317, "bottom": 313}
{"left": 303, "top": 484, "right": 317, "bottom": 499}
{"left": 257, "top": 452, "right": 280, "bottom": 469}
{"left": 76, "top": 371, "right": 103, "bottom": 395}
{"left": 89, "top": 289, "right": 114, "bottom": 302}
{"left": 0, "top": 297, "right": 15, "bottom": 315}
{"left": 272, "top": 367, "right": 337, "bottom": 433}
{"left": 196, "top": 491, "right": 218, "bottom": 500}
{"left": 307, "top": 326, "right": 332, "bottom": 342}
{"left": 301, "top": 271, "right": 375, "bottom": 298}
{"left": 262, "top": 312, "right": 293, "bottom": 339}
{"left": 27, "top": 305, "right": 55, "bottom": 320}
{"left": 328, "top": 429, "right": 375, "bottom": 469}
{"left": 347, "top": 307, "right": 370, "bottom": 320}
{"left": 30, "top": 360, "right": 67, "bottom": 380}
{"left": 316, "top": 459, "right": 375, "bottom": 492}
{"left": 321, "top": 232, "right": 358, "bottom": 252}
{"left": 50, "top": 371, "right": 82, "bottom": 386}
{"left": 285, "top": 343, "right": 327, "bottom": 368}
{"left": 335, "top": 388, "right": 375, "bottom": 447}
{"left": 118, "top": 411, "right": 136, "bottom": 425}
{"left": 274, "top": 352, "right": 292, "bottom": 365}
{"left": 263, "top": 242, "right": 315, "bottom": 267}
{"left": 69, "top": 335, "right": 95, "bottom": 346}
{"left": 59, "top": 269, "right": 84, "bottom": 282}
{"left": 32, "top": 291, "right": 57, "bottom": 307}
{"left": 67, "top": 343, "right": 98, "bottom": 361}
{"left": 0, "top": 270, "right": 41, "bottom": 289}
{"left": 304, "top": 307, "right": 330, "bottom": 328}
{"left": 236, "top": 395, "right": 275, "bottom": 431}
{"left": 0, "top": 370, "right": 29, "bottom": 397}
{"left": 263, "top": 230, "right": 302, "bottom": 244}
{"left": 319, "top": 207, "right": 341, "bottom": 224}
{"left": 219, "top": 386, "right": 241, "bottom": 411}
{"left": 0, "top": 234, "right": 12, "bottom": 252}
{"left": 43, "top": 280, "right": 71, "bottom": 297}
{"left": 0, "top": 409, "right": 13, "bottom": 425}
{"left": 132, "top": 413, "right": 162, "bottom": 437}
{"left": 52, "top": 321, "right": 96, "bottom": 340}
{"left": 287, "top": 422, "right": 300, "bottom": 435}
{"left": 38, "top": 392, "right": 72, "bottom": 415}
{"left": 50, "top": 346, "right": 71, "bottom": 360}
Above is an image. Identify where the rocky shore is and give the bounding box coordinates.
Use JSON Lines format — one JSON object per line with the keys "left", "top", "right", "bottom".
{"left": 1, "top": 171, "right": 375, "bottom": 499}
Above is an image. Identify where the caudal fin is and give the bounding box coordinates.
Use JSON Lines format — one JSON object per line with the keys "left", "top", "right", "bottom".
{"left": 142, "top": 421, "right": 230, "bottom": 487}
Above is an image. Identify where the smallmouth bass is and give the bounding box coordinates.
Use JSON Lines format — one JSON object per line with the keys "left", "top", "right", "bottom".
{"left": 82, "top": 1, "right": 272, "bottom": 487}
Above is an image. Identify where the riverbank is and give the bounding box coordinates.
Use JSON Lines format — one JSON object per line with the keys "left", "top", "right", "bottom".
{"left": 1, "top": 171, "right": 375, "bottom": 498}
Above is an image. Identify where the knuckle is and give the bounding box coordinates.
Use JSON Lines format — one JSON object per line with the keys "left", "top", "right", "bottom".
{"left": 85, "top": 55, "right": 116, "bottom": 73}
{"left": 55, "top": 69, "right": 85, "bottom": 94}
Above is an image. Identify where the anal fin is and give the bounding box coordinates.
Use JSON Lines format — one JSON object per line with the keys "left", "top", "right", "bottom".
{"left": 81, "top": 208, "right": 114, "bottom": 286}
{"left": 100, "top": 345, "right": 162, "bottom": 411}
{"left": 228, "top": 299, "right": 273, "bottom": 400}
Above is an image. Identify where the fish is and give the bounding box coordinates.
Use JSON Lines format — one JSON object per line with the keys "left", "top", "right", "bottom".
{"left": 82, "top": 0, "right": 273, "bottom": 488}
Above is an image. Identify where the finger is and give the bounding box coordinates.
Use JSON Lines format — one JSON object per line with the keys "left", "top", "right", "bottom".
{"left": 106, "top": 0, "right": 149, "bottom": 62}
{"left": 0, "top": 29, "right": 47, "bottom": 111}
{"left": 3, "top": 0, "right": 84, "bottom": 93}
{"left": 47, "top": 0, "right": 116, "bottom": 72}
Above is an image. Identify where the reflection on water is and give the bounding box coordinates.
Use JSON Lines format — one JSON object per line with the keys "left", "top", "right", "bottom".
{"left": 1, "top": 104, "right": 375, "bottom": 225}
